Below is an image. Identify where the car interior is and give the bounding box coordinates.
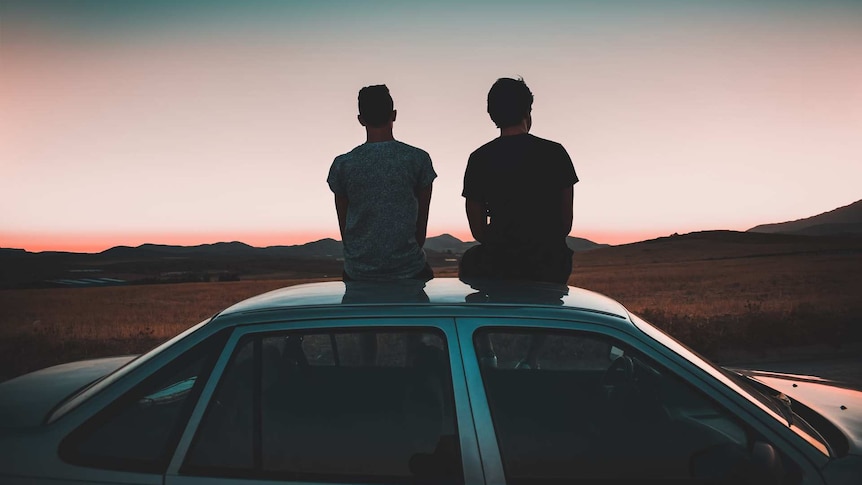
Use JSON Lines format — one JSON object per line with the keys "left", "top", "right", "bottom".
{"left": 476, "top": 330, "right": 801, "bottom": 484}
{"left": 63, "top": 325, "right": 801, "bottom": 484}
{"left": 183, "top": 329, "right": 463, "bottom": 484}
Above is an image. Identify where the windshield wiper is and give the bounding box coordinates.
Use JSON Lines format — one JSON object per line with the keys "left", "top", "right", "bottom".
{"left": 727, "top": 371, "right": 795, "bottom": 427}
{"left": 774, "top": 392, "right": 794, "bottom": 427}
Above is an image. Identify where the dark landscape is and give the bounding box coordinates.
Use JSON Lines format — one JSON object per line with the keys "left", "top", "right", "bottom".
{"left": 1, "top": 199, "right": 860, "bottom": 383}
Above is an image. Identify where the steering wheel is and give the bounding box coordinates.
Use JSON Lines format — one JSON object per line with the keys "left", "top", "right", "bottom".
{"left": 602, "top": 355, "right": 635, "bottom": 388}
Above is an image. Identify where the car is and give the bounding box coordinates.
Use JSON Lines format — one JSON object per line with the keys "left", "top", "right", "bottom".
{"left": 0, "top": 277, "right": 860, "bottom": 484}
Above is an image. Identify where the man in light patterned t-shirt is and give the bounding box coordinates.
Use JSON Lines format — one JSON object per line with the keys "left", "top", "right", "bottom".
{"left": 327, "top": 84, "right": 436, "bottom": 281}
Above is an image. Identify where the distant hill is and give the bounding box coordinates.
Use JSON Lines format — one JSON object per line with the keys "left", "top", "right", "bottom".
{"left": 748, "top": 199, "right": 862, "bottom": 236}
{"left": 262, "top": 238, "right": 343, "bottom": 259}
{"left": 567, "top": 236, "right": 609, "bottom": 252}
{"left": 573, "top": 230, "right": 862, "bottom": 268}
{"left": 422, "top": 234, "right": 608, "bottom": 254}
{"left": 423, "top": 234, "right": 476, "bottom": 254}
{"left": 101, "top": 241, "right": 259, "bottom": 259}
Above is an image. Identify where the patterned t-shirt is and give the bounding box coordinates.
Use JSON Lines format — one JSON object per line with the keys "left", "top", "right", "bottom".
{"left": 327, "top": 140, "right": 437, "bottom": 280}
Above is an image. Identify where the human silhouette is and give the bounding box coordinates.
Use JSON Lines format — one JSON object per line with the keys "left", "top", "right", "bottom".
{"left": 327, "top": 84, "right": 436, "bottom": 281}
{"left": 460, "top": 77, "right": 578, "bottom": 284}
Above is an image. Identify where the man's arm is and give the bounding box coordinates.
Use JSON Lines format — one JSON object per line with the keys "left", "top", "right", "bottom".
{"left": 415, "top": 184, "right": 432, "bottom": 248}
{"left": 465, "top": 198, "right": 488, "bottom": 244}
{"left": 561, "top": 185, "right": 574, "bottom": 237}
{"left": 334, "top": 194, "right": 349, "bottom": 240}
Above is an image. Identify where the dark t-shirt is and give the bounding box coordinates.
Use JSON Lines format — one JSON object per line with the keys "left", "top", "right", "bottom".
{"left": 462, "top": 134, "right": 578, "bottom": 249}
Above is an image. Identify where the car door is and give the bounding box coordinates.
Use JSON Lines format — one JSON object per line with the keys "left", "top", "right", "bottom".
{"left": 456, "top": 317, "right": 827, "bottom": 485}
{"left": 165, "top": 317, "right": 483, "bottom": 485}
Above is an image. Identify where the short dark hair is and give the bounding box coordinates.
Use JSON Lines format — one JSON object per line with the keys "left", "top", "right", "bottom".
{"left": 487, "top": 77, "right": 533, "bottom": 128}
{"left": 358, "top": 84, "right": 394, "bottom": 127}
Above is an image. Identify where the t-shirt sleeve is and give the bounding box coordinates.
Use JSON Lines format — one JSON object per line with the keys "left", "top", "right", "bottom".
{"left": 327, "top": 158, "right": 345, "bottom": 195}
{"left": 461, "top": 153, "right": 485, "bottom": 201}
{"left": 417, "top": 152, "right": 437, "bottom": 189}
{"left": 556, "top": 144, "right": 579, "bottom": 188}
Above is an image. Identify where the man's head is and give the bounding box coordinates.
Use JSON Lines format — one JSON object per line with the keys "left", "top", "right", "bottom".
{"left": 358, "top": 84, "right": 395, "bottom": 127}
{"left": 487, "top": 77, "right": 534, "bottom": 129}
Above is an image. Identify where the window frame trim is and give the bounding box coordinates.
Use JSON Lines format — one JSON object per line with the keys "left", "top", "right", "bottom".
{"left": 165, "top": 317, "right": 482, "bottom": 484}
{"left": 57, "top": 327, "right": 231, "bottom": 474}
{"left": 455, "top": 317, "right": 826, "bottom": 484}
{"left": 629, "top": 312, "right": 833, "bottom": 458}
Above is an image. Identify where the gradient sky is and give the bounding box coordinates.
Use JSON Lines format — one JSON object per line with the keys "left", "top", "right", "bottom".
{"left": 2, "top": 1, "right": 861, "bottom": 252}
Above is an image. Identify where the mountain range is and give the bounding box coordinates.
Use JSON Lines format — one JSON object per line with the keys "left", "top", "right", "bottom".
{"left": 0, "top": 234, "right": 606, "bottom": 289}
{"left": 1, "top": 234, "right": 606, "bottom": 260}
{"left": 2, "top": 199, "right": 858, "bottom": 289}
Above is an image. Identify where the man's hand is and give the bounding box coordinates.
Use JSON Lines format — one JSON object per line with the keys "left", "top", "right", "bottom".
{"left": 465, "top": 198, "right": 488, "bottom": 244}
{"left": 561, "top": 185, "right": 573, "bottom": 237}
{"left": 334, "top": 194, "right": 349, "bottom": 240}
{"left": 415, "top": 184, "right": 432, "bottom": 248}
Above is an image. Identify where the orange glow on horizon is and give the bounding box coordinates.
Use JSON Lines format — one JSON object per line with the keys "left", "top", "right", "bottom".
{"left": 1, "top": 230, "right": 341, "bottom": 254}
{"left": 578, "top": 230, "right": 675, "bottom": 246}
{"left": 3, "top": 228, "right": 668, "bottom": 253}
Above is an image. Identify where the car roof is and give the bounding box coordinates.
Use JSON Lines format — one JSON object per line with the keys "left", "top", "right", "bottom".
{"left": 219, "top": 278, "right": 630, "bottom": 320}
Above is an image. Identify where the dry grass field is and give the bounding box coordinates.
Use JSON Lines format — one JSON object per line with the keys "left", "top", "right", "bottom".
{"left": 570, "top": 233, "right": 862, "bottom": 361}
{"left": 0, "top": 279, "right": 330, "bottom": 381}
{"left": 1, "top": 232, "right": 860, "bottom": 382}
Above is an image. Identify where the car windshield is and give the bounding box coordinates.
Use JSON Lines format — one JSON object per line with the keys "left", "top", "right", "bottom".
{"left": 629, "top": 313, "right": 831, "bottom": 456}
{"left": 47, "top": 316, "right": 213, "bottom": 424}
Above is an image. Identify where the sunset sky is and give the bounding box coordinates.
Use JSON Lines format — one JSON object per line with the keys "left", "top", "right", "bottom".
{"left": 2, "top": 1, "right": 860, "bottom": 253}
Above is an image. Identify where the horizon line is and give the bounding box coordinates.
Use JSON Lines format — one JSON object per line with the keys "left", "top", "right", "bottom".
{"left": 0, "top": 229, "right": 752, "bottom": 254}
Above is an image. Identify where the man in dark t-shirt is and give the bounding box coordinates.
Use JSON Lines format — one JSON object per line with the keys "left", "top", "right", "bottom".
{"left": 460, "top": 77, "right": 579, "bottom": 284}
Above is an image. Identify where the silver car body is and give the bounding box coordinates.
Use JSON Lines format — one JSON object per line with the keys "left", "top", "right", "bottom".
{"left": 1, "top": 278, "right": 860, "bottom": 484}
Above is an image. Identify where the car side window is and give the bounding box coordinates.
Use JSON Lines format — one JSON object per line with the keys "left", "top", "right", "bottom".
{"left": 59, "top": 330, "right": 228, "bottom": 473}
{"left": 475, "top": 328, "right": 803, "bottom": 484}
{"left": 183, "top": 327, "right": 463, "bottom": 484}
{"left": 302, "top": 333, "right": 336, "bottom": 366}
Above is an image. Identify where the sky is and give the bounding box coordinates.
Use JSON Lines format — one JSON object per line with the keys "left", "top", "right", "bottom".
{"left": 2, "top": 0, "right": 861, "bottom": 252}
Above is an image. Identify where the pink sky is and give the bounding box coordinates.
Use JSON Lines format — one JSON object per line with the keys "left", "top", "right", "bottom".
{"left": 2, "top": 2, "right": 860, "bottom": 253}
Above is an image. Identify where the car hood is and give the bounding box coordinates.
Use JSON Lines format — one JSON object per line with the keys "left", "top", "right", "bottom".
{"left": 733, "top": 369, "right": 862, "bottom": 455}
{"left": 0, "top": 355, "right": 137, "bottom": 429}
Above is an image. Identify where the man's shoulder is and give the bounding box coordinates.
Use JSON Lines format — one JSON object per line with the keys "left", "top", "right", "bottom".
{"left": 470, "top": 135, "right": 566, "bottom": 157}
{"left": 526, "top": 134, "right": 566, "bottom": 151}
{"left": 392, "top": 140, "right": 431, "bottom": 160}
{"left": 333, "top": 144, "right": 364, "bottom": 163}
{"left": 469, "top": 138, "right": 503, "bottom": 159}
{"left": 339, "top": 141, "right": 431, "bottom": 160}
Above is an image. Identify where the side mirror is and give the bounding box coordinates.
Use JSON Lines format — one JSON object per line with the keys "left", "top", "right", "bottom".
{"left": 751, "top": 441, "right": 784, "bottom": 483}
{"left": 690, "top": 441, "right": 785, "bottom": 485}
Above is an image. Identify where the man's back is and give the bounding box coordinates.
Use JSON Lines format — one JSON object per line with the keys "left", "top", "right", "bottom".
{"left": 463, "top": 133, "right": 577, "bottom": 248}
{"left": 460, "top": 77, "right": 578, "bottom": 284}
{"left": 328, "top": 140, "right": 436, "bottom": 280}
